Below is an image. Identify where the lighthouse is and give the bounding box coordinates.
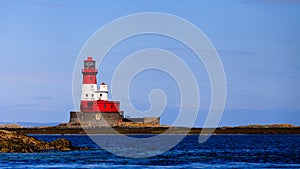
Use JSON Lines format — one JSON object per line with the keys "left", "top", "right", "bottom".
{"left": 69, "top": 56, "right": 123, "bottom": 126}
{"left": 68, "top": 56, "right": 160, "bottom": 127}
{"left": 80, "top": 56, "right": 99, "bottom": 112}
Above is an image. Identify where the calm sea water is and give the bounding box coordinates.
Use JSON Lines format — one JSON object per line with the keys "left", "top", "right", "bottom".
{"left": 0, "top": 134, "right": 299, "bottom": 168}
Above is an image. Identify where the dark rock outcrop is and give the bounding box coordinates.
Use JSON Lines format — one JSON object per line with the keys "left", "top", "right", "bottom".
{"left": 0, "top": 130, "right": 87, "bottom": 153}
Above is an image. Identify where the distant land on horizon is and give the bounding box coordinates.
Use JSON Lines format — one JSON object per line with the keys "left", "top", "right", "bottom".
{"left": 0, "top": 122, "right": 61, "bottom": 127}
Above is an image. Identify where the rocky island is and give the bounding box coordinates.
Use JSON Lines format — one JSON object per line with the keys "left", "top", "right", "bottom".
{"left": 0, "top": 130, "right": 87, "bottom": 153}
{"left": 1, "top": 123, "right": 299, "bottom": 135}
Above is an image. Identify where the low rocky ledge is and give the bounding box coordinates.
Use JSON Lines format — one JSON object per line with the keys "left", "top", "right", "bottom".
{"left": 0, "top": 130, "right": 88, "bottom": 153}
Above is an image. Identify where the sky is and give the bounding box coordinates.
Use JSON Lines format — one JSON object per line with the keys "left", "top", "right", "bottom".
{"left": 0, "top": 0, "right": 299, "bottom": 126}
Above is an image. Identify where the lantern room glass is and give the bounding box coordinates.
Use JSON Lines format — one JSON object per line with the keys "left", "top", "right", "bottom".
{"left": 84, "top": 62, "right": 95, "bottom": 69}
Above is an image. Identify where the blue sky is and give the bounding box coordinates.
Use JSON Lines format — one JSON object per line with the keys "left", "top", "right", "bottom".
{"left": 0, "top": 0, "right": 299, "bottom": 126}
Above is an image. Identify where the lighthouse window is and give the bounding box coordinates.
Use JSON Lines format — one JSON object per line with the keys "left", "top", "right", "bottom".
{"left": 100, "top": 94, "right": 102, "bottom": 97}
{"left": 88, "top": 102, "right": 93, "bottom": 107}
{"left": 85, "top": 94, "right": 88, "bottom": 97}
{"left": 91, "top": 94, "right": 94, "bottom": 97}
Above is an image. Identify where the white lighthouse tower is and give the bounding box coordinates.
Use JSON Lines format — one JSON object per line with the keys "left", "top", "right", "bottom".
{"left": 99, "top": 82, "right": 108, "bottom": 101}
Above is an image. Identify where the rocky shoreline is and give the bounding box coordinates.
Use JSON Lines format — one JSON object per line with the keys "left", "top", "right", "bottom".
{"left": 0, "top": 130, "right": 88, "bottom": 153}
{"left": 1, "top": 124, "right": 300, "bottom": 135}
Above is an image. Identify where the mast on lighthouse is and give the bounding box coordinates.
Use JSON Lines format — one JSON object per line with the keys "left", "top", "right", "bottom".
{"left": 80, "top": 56, "right": 98, "bottom": 112}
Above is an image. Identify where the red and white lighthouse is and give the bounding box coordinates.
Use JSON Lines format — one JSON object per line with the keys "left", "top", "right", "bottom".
{"left": 80, "top": 56, "right": 99, "bottom": 112}
{"left": 76, "top": 56, "right": 123, "bottom": 126}
{"left": 69, "top": 56, "right": 160, "bottom": 126}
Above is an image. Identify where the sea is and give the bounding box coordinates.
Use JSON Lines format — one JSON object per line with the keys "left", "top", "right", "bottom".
{"left": 0, "top": 134, "right": 299, "bottom": 168}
